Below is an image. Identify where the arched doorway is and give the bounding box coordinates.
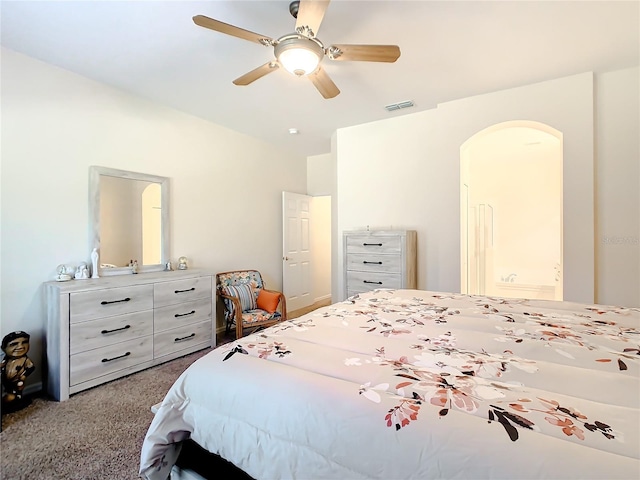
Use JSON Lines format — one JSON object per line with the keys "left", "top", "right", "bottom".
{"left": 460, "top": 121, "right": 563, "bottom": 300}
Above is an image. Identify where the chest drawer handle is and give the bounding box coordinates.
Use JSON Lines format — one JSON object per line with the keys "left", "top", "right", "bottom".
{"left": 101, "top": 297, "right": 131, "bottom": 305}
{"left": 363, "top": 243, "right": 383, "bottom": 247}
{"left": 101, "top": 351, "right": 131, "bottom": 363}
{"left": 363, "top": 261, "right": 383, "bottom": 265}
{"left": 101, "top": 325, "right": 131, "bottom": 335}
{"left": 175, "top": 310, "right": 196, "bottom": 318}
{"left": 175, "top": 287, "right": 196, "bottom": 294}
{"left": 174, "top": 333, "right": 196, "bottom": 343}
{"left": 364, "top": 280, "right": 383, "bottom": 285}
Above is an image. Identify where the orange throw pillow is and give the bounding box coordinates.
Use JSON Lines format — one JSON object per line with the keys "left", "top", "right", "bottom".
{"left": 257, "top": 289, "right": 280, "bottom": 313}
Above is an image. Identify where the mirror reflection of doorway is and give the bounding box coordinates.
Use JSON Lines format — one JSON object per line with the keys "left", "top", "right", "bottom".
{"left": 460, "top": 121, "right": 563, "bottom": 301}
{"left": 142, "top": 183, "right": 162, "bottom": 265}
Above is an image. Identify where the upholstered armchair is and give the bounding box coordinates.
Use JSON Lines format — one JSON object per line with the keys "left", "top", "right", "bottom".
{"left": 216, "top": 270, "right": 287, "bottom": 339}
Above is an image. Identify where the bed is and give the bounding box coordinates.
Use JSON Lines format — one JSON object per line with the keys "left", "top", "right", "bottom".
{"left": 140, "top": 289, "right": 640, "bottom": 479}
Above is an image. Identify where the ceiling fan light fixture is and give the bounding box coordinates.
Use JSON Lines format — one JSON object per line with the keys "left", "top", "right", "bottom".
{"left": 275, "top": 35, "right": 324, "bottom": 76}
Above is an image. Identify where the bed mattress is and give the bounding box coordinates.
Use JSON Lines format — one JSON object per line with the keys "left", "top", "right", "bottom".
{"left": 140, "top": 289, "right": 639, "bottom": 479}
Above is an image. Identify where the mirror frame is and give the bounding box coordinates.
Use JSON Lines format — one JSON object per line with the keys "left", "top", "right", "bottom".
{"left": 89, "top": 166, "right": 170, "bottom": 276}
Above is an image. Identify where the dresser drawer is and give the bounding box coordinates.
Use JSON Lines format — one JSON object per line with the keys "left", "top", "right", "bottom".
{"left": 153, "top": 320, "right": 212, "bottom": 358}
{"left": 346, "top": 270, "right": 402, "bottom": 291}
{"left": 154, "top": 276, "right": 212, "bottom": 307}
{"left": 70, "top": 336, "right": 153, "bottom": 386}
{"left": 346, "top": 253, "right": 401, "bottom": 274}
{"left": 345, "top": 235, "right": 402, "bottom": 254}
{"left": 154, "top": 297, "right": 212, "bottom": 333}
{"left": 70, "top": 311, "right": 153, "bottom": 355}
{"left": 70, "top": 285, "right": 153, "bottom": 324}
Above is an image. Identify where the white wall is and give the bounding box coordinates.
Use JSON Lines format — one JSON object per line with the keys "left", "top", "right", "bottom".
{"left": 334, "top": 69, "right": 639, "bottom": 308}
{"left": 307, "top": 153, "right": 333, "bottom": 196}
{"left": 0, "top": 48, "right": 307, "bottom": 388}
{"left": 595, "top": 68, "right": 640, "bottom": 306}
{"left": 335, "top": 107, "right": 439, "bottom": 300}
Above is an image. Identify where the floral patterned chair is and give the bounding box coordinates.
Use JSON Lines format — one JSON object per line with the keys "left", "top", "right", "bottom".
{"left": 216, "top": 270, "right": 287, "bottom": 339}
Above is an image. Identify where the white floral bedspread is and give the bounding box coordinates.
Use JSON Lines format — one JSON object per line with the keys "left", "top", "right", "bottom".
{"left": 140, "top": 289, "right": 640, "bottom": 479}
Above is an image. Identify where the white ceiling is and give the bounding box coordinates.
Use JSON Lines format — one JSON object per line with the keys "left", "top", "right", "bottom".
{"left": 1, "top": 0, "right": 638, "bottom": 157}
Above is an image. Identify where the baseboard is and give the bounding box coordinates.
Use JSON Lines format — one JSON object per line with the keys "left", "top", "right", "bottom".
{"left": 25, "top": 381, "right": 42, "bottom": 396}
{"left": 314, "top": 294, "right": 331, "bottom": 303}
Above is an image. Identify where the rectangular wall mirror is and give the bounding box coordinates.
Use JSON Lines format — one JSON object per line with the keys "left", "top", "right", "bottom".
{"left": 89, "top": 166, "right": 170, "bottom": 275}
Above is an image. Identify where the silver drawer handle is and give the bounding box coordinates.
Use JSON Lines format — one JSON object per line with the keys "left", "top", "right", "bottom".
{"left": 101, "top": 325, "right": 131, "bottom": 335}
{"left": 175, "top": 287, "right": 195, "bottom": 294}
{"left": 101, "top": 297, "right": 131, "bottom": 305}
{"left": 101, "top": 351, "right": 131, "bottom": 363}
{"left": 364, "top": 280, "right": 383, "bottom": 285}
{"left": 174, "top": 333, "right": 196, "bottom": 343}
{"left": 363, "top": 261, "right": 383, "bottom": 265}
{"left": 363, "top": 243, "right": 383, "bottom": 246}
{"left": 175, "top": 310, "right": 196, "bottom": 318}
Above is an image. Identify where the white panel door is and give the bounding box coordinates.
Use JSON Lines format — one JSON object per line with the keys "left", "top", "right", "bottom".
{"left": 282, "top": 191, "right": 312, "bottom": 312}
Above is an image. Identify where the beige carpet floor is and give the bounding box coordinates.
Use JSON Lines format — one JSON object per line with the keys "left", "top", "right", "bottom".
{"left": 0, "top": 305, "right": 324, "bottom": 479}
{"left": 0, "top": 348, "right": 212, "bottom": 480}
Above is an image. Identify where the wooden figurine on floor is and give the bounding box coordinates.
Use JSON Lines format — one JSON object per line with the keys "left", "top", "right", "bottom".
{"left": 1, "top": 331, "right": 36, "bottom": 413}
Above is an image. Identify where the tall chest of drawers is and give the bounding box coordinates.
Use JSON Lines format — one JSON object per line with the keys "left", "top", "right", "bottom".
{"left": 343, "top": 230, "right": 417, "bottom": 298}
{"left": 45, "top": 270, "right": 214, "bottom": 401}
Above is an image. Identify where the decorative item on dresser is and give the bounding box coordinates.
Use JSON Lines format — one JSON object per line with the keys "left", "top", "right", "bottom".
{"left": 343, "top": 229, "right": 417, "bottom": 298}
{"left": 55, "top": 264, "right": 73, "bottom": 282}
{"left": 45, "top": 270, "right": 215, "bottom": 401}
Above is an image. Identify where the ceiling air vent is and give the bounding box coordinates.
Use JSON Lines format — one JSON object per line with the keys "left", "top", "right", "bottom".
{"left": 384, "top": 100, "right": 415, "bottom": 112}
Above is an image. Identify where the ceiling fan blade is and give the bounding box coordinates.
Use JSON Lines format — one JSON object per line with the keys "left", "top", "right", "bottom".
{"left": 295, "top": 0, "right": 331, "bottom": 38}
{"left": 193, "top": 15, "right": 273, "bottom": 45}
{"left": 308, "top": 66, "right": 340, "bottom": 99}
{"left": 328, "top": 44, "right": 401, "bottom": 63}
{"left": 233, "top": 62, "right": 280, "bottom": 86}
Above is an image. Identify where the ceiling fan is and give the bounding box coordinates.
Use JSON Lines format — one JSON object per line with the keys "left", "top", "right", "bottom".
{"left": 193, "top": 0, "right": 401, "bottom": 99}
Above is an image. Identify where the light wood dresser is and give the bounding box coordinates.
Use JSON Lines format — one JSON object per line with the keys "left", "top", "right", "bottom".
{"left": 45, "top": 270, "right": 214, "bottom": 401}
{"left": 343, "top": 230, "right": 417, "bottom": 298}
